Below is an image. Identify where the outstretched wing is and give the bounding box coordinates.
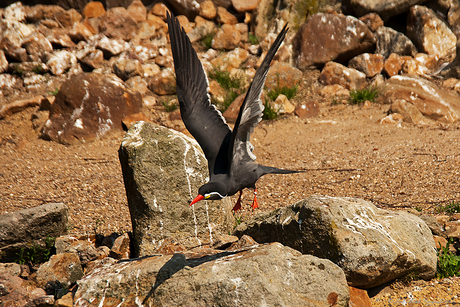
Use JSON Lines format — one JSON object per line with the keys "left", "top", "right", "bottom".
{"left": 167, "top": 12, "right": 232, "bottom": 175}
{"left": 229, "top": 24, "right": 288, "bottom": 172}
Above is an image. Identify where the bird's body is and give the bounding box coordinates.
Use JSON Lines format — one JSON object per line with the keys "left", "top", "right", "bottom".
{"left": 167, "top": 12, "right": 297, "bottom": 210}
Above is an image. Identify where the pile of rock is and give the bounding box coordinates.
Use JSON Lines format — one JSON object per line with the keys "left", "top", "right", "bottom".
{"left": 2, "top": 0, "right": 460, "bottom": 147}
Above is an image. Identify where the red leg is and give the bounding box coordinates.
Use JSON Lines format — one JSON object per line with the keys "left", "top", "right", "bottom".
{"left": 232, "top": 190, "right": 243, "bottom": 211}
{"left": 251, "top": 189, "right": 259, "bottom": 209}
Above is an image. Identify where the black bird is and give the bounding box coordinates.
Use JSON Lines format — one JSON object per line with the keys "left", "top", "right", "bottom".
{"left": 167, "top": 12, "right": 297, "bottom": 211}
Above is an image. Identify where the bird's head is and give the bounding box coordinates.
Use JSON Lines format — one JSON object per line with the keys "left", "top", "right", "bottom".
{"left": 189, "top": 182, "right": 227, "bottom": 206}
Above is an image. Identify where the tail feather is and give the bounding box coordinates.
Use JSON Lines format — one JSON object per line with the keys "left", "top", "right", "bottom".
{"left": 258, "top": 165, "right": 300, "bottom": 176}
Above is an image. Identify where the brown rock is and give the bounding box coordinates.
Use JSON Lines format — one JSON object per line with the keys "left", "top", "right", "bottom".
{"left": 384, "top": 53, "right": 405, "bottom": 77}
{"left": 295, "top": 100, "right": 320, "bottom": 118}
{"left": 383, "top": 75, "right": 460, "bottom": 123}
{"left": 348, "top": 53, "right": 384, "bottom": 77}
{"left": 122, "top": 112, "right": 151, "bottom": 130}
{"left": 0, "top": 95, "right": 45, "bottom": 119}
{"left": 113, "top": 58, "right": 144, "bottom": 81}
{"left": 55, "top": 292, "right": 73, "bottom": 307}
{"left": 211, "top": 24, "right": 241, "bottom": 50}
{"left": 149, "top": 69, "right": 176, "bottom": 95}
{"left": 0, "top": 274, "right": 46, "bottom": 307}
{"left": 0, "top": 51, "right": 8, "bottom": 73}
{"left": 294, "top": 13, "right": 375, "bottom": 69}
{"left": 228, "top": 234, "right": 258, "bottom": 250}
{"left": 21, "top": 32, "right": 52, "bottom": 61}
{"left": 232, "top": 0, "right": 261, "bottom": 13}
{"left": 320, "top": 84, "right": 350, "bottom": 98}
{"left": 42, "top": 73, "right": 142, "bottom": 145}
{"left": 68, "top": 22, "right": 93, "bottom": 41}
{"left": 155, "top": 237, "right": 187, "bottom": 254}
{"left": 26, "top": 4, "right": 65, "bottom": 22}
{"left": 319, "top": 62, "right": 366, "bottom": 90}
{"left": 82, "top": 1, "right": 105, "bottom": 18}
{"left": 176, "top": 15, "right": 194, "bottom": 33}
{"left": 127, "top": 0, "right": 147, "bottom": 23}
{"left": 36, "top": 253, "right": 84, "bottom": 288}
{"left": 211, "top": 47, "right": 248, "bottom": 71}
{"left": 149, "top": 3, "right": 169, "bottom": 20}
{"left": 99, "top": 7, "right": 138, "bottom": 41}
{"left": 223, "top": 93, "right": 245, "bottom": 122}
{"left": 407, "top": 5, "right": 456, "bottom": 60}
{"left": 349, "top": 287, "right": 372, "bottom": 307}
{"left": 359, "top": 13, "right": 384, "bottom": 32}
{"left": 199, "top": 0, "right": 217, "bottom": 19}
{"left": 216, "top": 7, "right": 238, "bottom": 25}
{"left": 80, "top": 49, "right": 104, "bottom": 69}
{"left": 265, "top": 62, "right": 302, "bottom": 91}
{"left": 389, "top": 99, "right": 432, "bottom": 125}
{"left": 109, "top": 233, "right": 130, "bottom": 259}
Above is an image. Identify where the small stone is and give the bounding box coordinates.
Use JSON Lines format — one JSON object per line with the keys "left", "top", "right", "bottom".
{"left": 149, "top": 3, "right": 169, "bottom": 20}
{"left": 348, "top": 53, "right": 384, "bottom": 78}
{"left": 199, "top": 0, "right": 217, "bottom": 19}
{"left": 274, "top": 94, "right": 295, "bottom": 114}
{"left": 109, "top": 233, "right": 130, "bottom": 259}
{"left": 211, "top": 24, "right": 241, "bottom": 50}
{"left": 149, "top": 69, "right": 176, "bottom": 95}
{"left": 127, "top": 0, "right": 147, "bottom": 23}
{"left": 232, "top": 0, "right": 261, "bottom": 13}
{"left": 295, "top": 100, "right": 320, "bottom": 118}
{"left": 82, "top": 1, "right": 105, "bottom": 18}
{"left": 216, "top": 7, "right": 238, "bottom": 25}
{"left": 36, "top": 253, "right": 84, "bottom": 288}
{"left": 319, "top": 62, "right": 366, "bottom": 90}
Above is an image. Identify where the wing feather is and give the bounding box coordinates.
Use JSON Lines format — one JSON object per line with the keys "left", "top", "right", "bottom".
{"left": 230, "top": 24, "right": 289, "bottom": 171}
{"left": 167, "top": 13, "right": 232, "bottom": 175}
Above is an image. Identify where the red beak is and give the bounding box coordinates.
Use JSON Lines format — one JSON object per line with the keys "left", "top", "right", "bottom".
{"left": 190, "top": 194, "right": 204, "bottom": 206}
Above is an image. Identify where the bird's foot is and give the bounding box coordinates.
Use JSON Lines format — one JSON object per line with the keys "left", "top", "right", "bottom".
{"left": 232, "top": 190, "right": 243, "bottom": 211}
{"left": 251, "top": 189, "right": 259, "bottom": 209}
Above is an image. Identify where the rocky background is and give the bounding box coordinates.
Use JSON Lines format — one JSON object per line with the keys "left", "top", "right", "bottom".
{"left": 2, "top": 0, "right": 460, "bottom": 306}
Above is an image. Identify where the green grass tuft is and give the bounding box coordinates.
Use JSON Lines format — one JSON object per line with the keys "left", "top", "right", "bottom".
{"left": 263, "top": 101, "right": 279, "bottom": 120}
{"left": 437, "top": 201, "right": 460, "bottom": 214}
{"left": 348, "top": 86, "right": 380, "bottom": 105}
{"left": 436, "top": 238, "right": 460, "bottom": 278}
{"left": 162, "top": 99, "right": 178, "bottom": 112}
{"left": 249, "top": 33, "right": 259, "bottom": 45}
{"left": 201, "top": 32, "right": 216, "bottom": 50}
{"left": 267, "top": 85, "right": 298, "bottom": 101}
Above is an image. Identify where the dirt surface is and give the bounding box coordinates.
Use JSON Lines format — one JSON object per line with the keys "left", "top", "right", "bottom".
{"left": 1, "top": 70, "right": 460, "bottom": 303}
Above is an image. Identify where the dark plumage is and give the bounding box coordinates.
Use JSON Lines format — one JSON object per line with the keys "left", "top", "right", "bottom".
{"left": 167, "top": 12, "right": 297, "bottom": 211}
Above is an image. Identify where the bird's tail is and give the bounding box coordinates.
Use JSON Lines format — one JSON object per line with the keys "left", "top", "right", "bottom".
{"left": 258, "top": 165, "right": 301, "bottom": 176}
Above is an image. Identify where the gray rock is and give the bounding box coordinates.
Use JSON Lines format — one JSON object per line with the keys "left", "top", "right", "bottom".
{"left": 154, "top": 243, "right": 350, "bottom": 307}
{"left": 382, "top": 74, "right": 460, "bottom": 123}
{"left": 375, "top": 26, "right": 418, "bottom": 58}
{"left": 234, "top": 195, "right": 437, "bottom": 288}
{"left": 349, "top": 0, "right": 426, "bottom": 20}
{"left": 119, "top": 122, "right": 234, "bottom": 257}
{"left": 0, "top": 263, "right": 21, "bottom": 277}
{"left": 0, "top": 203, "right": 68, "bottom": 263}
{"left": 293, "top": 13, "right": 375, "bottom": 70}
{"left": 74, "top": 254, "right": 187, "bottom": 306}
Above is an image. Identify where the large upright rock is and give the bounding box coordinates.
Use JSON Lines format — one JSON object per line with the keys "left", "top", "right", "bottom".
{"left": 0, "top": 203, "right": 68, "bottom": 263}
{"left": 234, "top": 195, "right": 437, "bottom": 288}
{"left": 119, "top": 122, "right": 233, "bottom": 257}
{"left": 293, "top": 13, "right": 375, "bottom": 70}
{"left": 42, "top": 72, "right": 142, "bottom": 145}
{"left": 382, "top": 75, "right": 460, "bottom": 123}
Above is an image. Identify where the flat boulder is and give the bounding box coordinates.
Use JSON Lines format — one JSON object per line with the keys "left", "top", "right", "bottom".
{"left": 382, "top": 75, "right": 460, "bottom": 123}
{"left": 294, "top": 13, "right": 375, "bottom": 70}
{"left": 76, "top": 243, "right": 350, "bottom": 306}
{"left": 234, "top": 195, "right": 437, "bottom": 288}
{"left": 154, "top": 243, "right": 350, "bottom": 306}
{"left": 118, "top": 122, "right": 234, "bottom": 257}
{"left": 42, "top": 72, "right": 142, "bottom": 145}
